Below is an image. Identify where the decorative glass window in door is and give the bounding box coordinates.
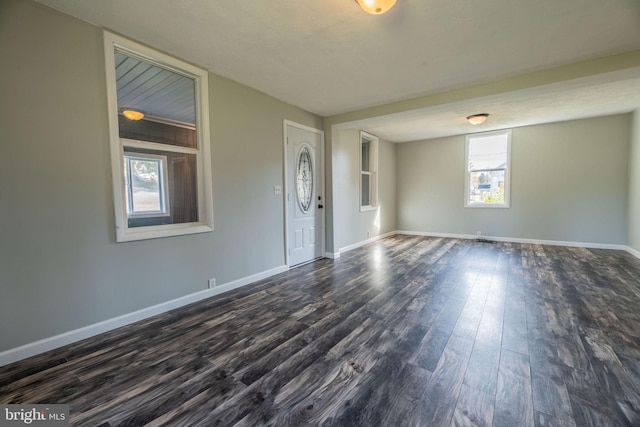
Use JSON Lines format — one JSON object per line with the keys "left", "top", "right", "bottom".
{"left": 296, "top": 147, "right": 313, "bottom": 212}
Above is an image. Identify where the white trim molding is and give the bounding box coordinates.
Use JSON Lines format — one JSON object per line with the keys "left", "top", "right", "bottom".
{"left": 282, "top": 120, "right": 326, "bottom": 268}
{"left": 4, "top": 234, "right": 633, "bottom": 367}
{"left": 359, "top": 131, "right": 379, "bottom": 212}
{"left": 397, "top": 230, "right": 627, "bottom": 250}
{"left": 337, "top": 231, "right": 398, "bottom": 255}
{"left": 465, "top": 129, "right": 512, "bottom": 209}
{"left": 335, "top": 229, "right": 628, "bottom": 260}
{"left": 104, "top": 31, "right": 214, "bottom": 242}
{"left": 0, "top": 265, "right": 288, "bottom": 367}
{"left": 627, "top": 246, "right": 640, "bottom": 260}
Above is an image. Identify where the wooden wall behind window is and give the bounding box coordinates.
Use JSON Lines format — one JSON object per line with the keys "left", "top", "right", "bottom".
{"left": 119, "top": 115, "right": 196, "bottom": 148}
{"left": 169, "top": 154, "right": 198, "bottom": 224}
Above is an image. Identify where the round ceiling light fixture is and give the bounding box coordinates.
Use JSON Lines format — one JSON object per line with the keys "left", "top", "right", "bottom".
{"left": 466, "top": 113, "right": 489, "bottom": 125}
{"left": 122, "top": 109, "right": 145, "bottom": 121}
{"left": 355, "top": 0, "right": 398, "bottom": 15}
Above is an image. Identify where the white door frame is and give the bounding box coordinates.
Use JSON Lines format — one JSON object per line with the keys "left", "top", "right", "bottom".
{"left": 283, "top": 120, "right": 325, "bottom": 268}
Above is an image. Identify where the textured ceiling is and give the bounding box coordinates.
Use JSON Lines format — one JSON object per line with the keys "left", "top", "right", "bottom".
{"left": 344, "top": 70, "right": 640, "bottom": 141}
{"left": 36, "top": 0, "right": 640, "bottom": 140}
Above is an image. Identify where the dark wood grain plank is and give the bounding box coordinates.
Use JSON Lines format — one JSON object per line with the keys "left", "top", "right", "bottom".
{"left": 494, "top": 349, "right": 535, "bottom": 427}
{"left": 463, "top": 342, "right": 501, "bottom": 395}
{"left": 409, "top": 336, "right": 474, "bottom": 426}
{"left": 408, "top": 327, "right": 450, "bottom": 372}
{"left": 475, "top": 278, "right": 506, "bottom": 348}
{"left": 332, "top": 358, "right": 428, "bottom": 427}
{"left": 531, "top": 373, "right": 573, "bottom": 422}
{"left": 568, "top": 393, "right": 626, "bottom": 427}
{"left": 2, "top": 236, "right": 640, "bottom": 426}
{"left": 451, "top": 383, "right": 495, "bottom": 427}
{"left": 259, "top": 349, "right": 382, "bottom": 426}
{"left": 234, "top": 302, "right": 373, "bottom": 386}
{"left": 533, "top": 411, "right": 577, "bottom": 427}
{"left": 502, "top": 279, "right": 529, "bottom": 356}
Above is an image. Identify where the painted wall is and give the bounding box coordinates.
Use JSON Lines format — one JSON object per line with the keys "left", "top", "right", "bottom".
{"left": 332, "top": 129, "right": 397, "bottom": 252}
{"left": 629, "top": 109, "right": 640, "bottom": 253}
{"left": 0, "top": 0, "right": 322, "bottom": 352}
{"left": 397, "top": 115, "right": 630, "bottom": 244}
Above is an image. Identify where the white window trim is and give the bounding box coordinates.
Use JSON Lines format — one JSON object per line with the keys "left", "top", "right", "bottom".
{"left": 464, "top": 129, "right": 512, "bottom": 209}
{"left": 103, "top": 31, "right": 213, "bottom": 242}
{"left": 360, "top": 131, "right": 379, "bottom": 212}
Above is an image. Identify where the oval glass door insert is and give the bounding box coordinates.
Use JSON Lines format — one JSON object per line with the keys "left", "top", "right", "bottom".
{"left": 296, "top": 147, "right": 313, "bottom": 212}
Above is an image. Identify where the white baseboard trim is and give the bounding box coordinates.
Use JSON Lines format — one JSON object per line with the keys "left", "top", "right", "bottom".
{"left": 398, "top": 230, "right": 476, "bottom": 240}
{"left": 626, "top": 246, "right": 640, "bottom": 260}
{"left": 0, "top": 265, "right": 288, "bottom": 367}
{"left": 396, "top": 230, "right": 627, "bottom": 250}
{"left": 337, "top": 231, "right": 399, "bottom": 256}
{"left": 3, "top": 234, "right": 634, "bottom": 367}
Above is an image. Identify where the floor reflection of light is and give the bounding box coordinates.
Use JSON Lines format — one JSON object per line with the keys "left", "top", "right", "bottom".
{"left": 368, "top": 245, "right": 389, "bottom": 288}
{"left": 461, "top": 272, "right": 477, "bottom": 286}
{"left": 373, "top": 245, "right": 383, "bottom": 265}
{"left": 475, "top": 272, "right": 493, "bottom": 285}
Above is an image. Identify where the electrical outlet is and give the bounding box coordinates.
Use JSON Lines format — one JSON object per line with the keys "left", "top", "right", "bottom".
{"left": 477, "top": 231, "right": 482, "bottom": 237}
{"left": 367, "top": 231, "right": 370, "bottom": 238}
{"left": 208, "top": 278, "right": 216, "bottom": 288}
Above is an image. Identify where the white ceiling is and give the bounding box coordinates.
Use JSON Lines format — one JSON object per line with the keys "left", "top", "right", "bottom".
{"left": 37, "top": 0, "right": 640, "bottom": 141}
{"left": 342, "top": 69, "right": 640, "bottom": 141}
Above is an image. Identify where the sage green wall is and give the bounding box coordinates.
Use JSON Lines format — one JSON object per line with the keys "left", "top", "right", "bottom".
{"left": 323, "top": 47, "right": 640, "bottom": 255}
{"left": 379, "top": 137, "right": 398, "bottom": 239}
{"left": 629, "top": 110, "right": 640, "bottom": 252}
{"left": 397, "top": 115, "right": 630, "bottom": 244}
{"left": 0, "top": 0, "right": 322, "bottom": 351}
{"left": 332, "top": 129, "right": 397, "bottom": 251}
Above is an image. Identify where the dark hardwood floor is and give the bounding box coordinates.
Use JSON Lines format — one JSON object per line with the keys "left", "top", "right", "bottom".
{"left": 2, "top": 235, "right": 640, "bottom": 426}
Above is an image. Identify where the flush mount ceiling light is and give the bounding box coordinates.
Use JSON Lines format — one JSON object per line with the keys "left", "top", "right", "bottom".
{"left": 122, "top": 109, "right": 144, "bottom": 121}
{"left": 355, "top": 0, "right": 397, "bottom": 15}
{"left": 466, "top": 113, "right": 489, "bottom": 125}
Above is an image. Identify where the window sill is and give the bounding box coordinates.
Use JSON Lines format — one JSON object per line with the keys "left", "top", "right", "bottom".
{"left": 116, "top": 223, "right": 213, "bottom": 242}
{"left": 464, "top": 203, "right": 510, "bottom": 209}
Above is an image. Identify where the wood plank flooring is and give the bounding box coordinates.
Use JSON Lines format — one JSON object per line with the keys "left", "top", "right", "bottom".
{"left": 2, "top": 235, "right": 640, "bottom": 426}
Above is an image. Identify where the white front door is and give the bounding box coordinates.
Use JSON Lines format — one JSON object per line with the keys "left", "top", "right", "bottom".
{"left": 286, "top": 122, "right": 324, "bottom": 267}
